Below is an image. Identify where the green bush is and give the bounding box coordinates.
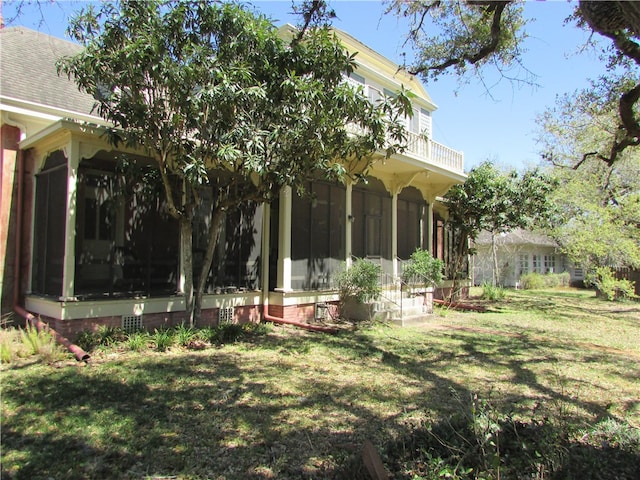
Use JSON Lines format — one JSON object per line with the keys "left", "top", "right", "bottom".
{"left": 481, "top": 282, "right": 505, "bottom": 301}
{"left": 401, "top": 248, "right": 444, "bottom": 289}
{"left": 126, "top": 331, "right": 150, "bottom": 352}
{"left": 152, "top": 328, "right": 174, "bottom": 352}
{"left": 520, "top": 272, "right": 571, "bottom": 290}
{"left": 334, "top": 258, "right": 382, "bottom": 304}
{"left": 587, "top": 266, "right": 636, "bottom": 301}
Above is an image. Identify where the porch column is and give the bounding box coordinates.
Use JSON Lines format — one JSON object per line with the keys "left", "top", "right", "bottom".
{"left": 345, "top": 181, "right": 353, "bottom": 268}
{"left": 391, "top": 191, "right": 398, "bottom": 278}
{"left": 426, "top": 197, "right": 434, "bottom": 255}
{"left": 260, "top": 201, "right": 270, "bottom": 294}
{"left": 61, "top": 140, "right": 80, "bottom": 301}
{"left": 277, "top": 185, "right": 292, "bottom": 291}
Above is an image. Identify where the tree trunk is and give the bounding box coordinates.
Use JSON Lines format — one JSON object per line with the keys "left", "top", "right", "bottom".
{"left": 491, "top": 232, "right": 499, "bottom": 286}
{"left": 181, "top": 218, "right": 195, "bottom": 327}
{"left": 193, "top": 206, "right": 227, "bottom": 324}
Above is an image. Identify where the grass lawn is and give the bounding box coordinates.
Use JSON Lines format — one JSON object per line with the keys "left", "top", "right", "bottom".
{"left": 1, "top": 288, "right": 639, "bottom": 479}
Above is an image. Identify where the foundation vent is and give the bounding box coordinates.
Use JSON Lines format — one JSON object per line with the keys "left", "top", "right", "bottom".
{"left": 122, "top": 315, "right": 143, "bottom": 333}
{"left": 315, "top": 303, "right": 328, "bottom": 321}
{"left": 218, "top": 307, "right": 235, "bottom": 324}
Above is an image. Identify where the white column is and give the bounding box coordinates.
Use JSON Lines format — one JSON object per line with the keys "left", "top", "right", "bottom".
{"left": 391, "top": 191, "right": 398, "bottom": 278}
{"left": 427, "top": 200, "right": 434, "bottom": 255}
{"left": 277, "top": 186, "right": 292, "bottom": 291}
{"left": 345, "top": 181, "right": 353, "bottom": 268}
{"left": 61, "top": 140, "right": 79, "bottom": 301}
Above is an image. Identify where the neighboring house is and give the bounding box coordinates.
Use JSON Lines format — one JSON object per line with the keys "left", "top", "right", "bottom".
{"left": 471, "top": 229, "right": 583, "bottom": 287}
{"left": 1, "top": 26, "right": 466, "bottom": 338}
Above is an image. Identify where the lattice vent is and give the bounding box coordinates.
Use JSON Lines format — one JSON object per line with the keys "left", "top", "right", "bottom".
{"left": 218, "top": 307, "right": 235, "bottom": 324}
{"left": 122, "top": 315, "right": 143, "bottom": 333}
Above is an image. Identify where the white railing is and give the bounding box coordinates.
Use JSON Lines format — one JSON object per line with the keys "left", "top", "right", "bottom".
{"left": 345, "top": 124, "right": 465, "bottom": 174}
{"left": 405, "top": 131, "right": 464, "bottom": 173}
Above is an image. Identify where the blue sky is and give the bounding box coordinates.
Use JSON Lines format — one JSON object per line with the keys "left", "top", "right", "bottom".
{"left": 3, "top": 0, "right": 610, "bottom": 172}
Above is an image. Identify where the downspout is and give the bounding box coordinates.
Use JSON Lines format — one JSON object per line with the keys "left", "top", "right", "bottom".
{"left": 12, "top": 147, "right": 90, "bottom": 362}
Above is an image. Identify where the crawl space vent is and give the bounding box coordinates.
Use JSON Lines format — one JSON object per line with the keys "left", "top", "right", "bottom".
{"left": 218, "top": 307, "right": 235, "bottom": 324}
{"left": 122, "top": 315, "right": 143, "bottom": 333}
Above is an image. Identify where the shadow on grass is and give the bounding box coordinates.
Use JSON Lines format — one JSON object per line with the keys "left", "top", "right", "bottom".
{"left": 2, "top": 319, "right": 638, "bottom": 480}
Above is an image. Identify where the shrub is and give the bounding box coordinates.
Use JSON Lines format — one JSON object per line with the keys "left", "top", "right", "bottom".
{"left": 587, "top": 266, "right": 636, "bottom": 301}
{"left": 481, "top": 282, "right": 505, "bottom": 301}
{"left": 18, "top": 324, "right": 63, "bottom": 363}
{"left": 173, "top": 323, "right": 196, "bottom": 347}
{"left": 520, "top": 272, "right": 571, "bottom": 290}
{"left": 0, "top": 328, "right": 24, "bottom": 363}
{"left": 125, "top": 331, "right": 149, "bottom": 352}
{"left": 401, "top": 248, "right": 444, "bottom": 289}
{"left": 334, "top": 258, "right": 382, "bottom": 304}
{"left": 152, "top": 328, "right": 174, "bottom": 352}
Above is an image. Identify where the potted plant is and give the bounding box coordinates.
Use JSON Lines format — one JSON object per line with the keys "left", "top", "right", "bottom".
{"left": 334, "top": 258, "right": 382, "bottom": 321}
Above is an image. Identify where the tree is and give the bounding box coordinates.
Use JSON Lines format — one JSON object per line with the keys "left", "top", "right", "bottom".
{"left": 385, "top": 0, "right": 640, "bottom": 167}
{"left": 442, "top": 162, "right": 556, "bottom": 289}
{"left": 537, "top": 88, "right": 640, "bottom": 272}
{"left": 59, "top": 0, "right": 411, "bottom": 325}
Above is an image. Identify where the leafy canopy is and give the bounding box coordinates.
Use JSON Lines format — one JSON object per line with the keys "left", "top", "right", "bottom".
{"left": 537, "top": 87, "right": 640, "bottom": 271}
{"left": 386, "top": 0, "right": 640, "bottom": 166}
{"left": 59, "top": 0, "right": 412, "bottom": 213}
{"left": 58, "top": 0, "right": 412, "bottom": 324}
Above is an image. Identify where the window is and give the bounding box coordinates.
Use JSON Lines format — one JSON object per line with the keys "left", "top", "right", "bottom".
{"left": 518, "top": 254, "right": 529, "bottom": 276}
{"left": 544, "top": 255, "right": 556, "bottom": 273}
{"left": 420, "top": 108, "right": 432, "bottom": 138}
{"left": 532, "top": 255, "right": 542, "bottom": 273}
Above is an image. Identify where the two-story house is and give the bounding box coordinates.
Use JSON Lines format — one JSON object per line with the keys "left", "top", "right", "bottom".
{"left": 1, "top": 25, "right": 465, "bottom": 338}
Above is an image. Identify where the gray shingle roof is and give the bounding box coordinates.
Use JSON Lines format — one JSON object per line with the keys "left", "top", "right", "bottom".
{"left": 0, "top": 26, "right": 96, "bottom": 116}
{"left": 474, "top": 229, "right": 558, "bottom": 247}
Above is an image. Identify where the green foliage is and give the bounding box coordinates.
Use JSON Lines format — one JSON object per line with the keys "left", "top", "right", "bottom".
{"left": 480, "top": 282, "right": 505, "bottom": 301}
{"left": 401, "top": 248, "right": 444, "bottom": 288}
{"left": 151, "top": 329, "right": 174, "bottom": 352}
{"left": 59, "top": 0, "right": 413, "bottom": 324}
{"left": 173, "top": 323, "right": 196, "bottom": 347}
{"left": 443, "top": 162, "right": 557, "bottom": 282}
{"left": 16, "top": 324, "right": 63, "bottom": 363}
{"left": 389, "top": 391, "right": 566, "bottom": 480}
{"left": 586, "top": 266, "right": 636, "bottom": 301}
{"left": 0, "top": 328, "right": 23, "bottom": 363}
{"left": 335, "top": 258, "right": 382, "bottom": 304}
{"left": 538, "top": 77, "right": 640, "bottom": 272}
{"left": 125, "top": 331, "right": 149, "bottom": 352}
{"left": 519, "top": 272, "right": 570, "bottom": 290}
{"left": 386, "top": 1, "right": 528, "bottom": 82}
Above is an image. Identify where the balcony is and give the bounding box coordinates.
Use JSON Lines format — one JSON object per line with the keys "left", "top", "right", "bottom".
{"left": 347, "top": 123, "right": 465, "bottom": 175}
{"left": 405, "top": 131, "right": 464, "bottom": 174}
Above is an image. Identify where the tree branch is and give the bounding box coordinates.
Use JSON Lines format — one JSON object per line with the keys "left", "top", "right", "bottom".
{"left": 409, "top": 1, "right": 512, "bottom": 76}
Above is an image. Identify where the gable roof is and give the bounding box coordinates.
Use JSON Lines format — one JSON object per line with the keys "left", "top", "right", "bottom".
{"left": 474, "top": 229, "right": 558, "bottom": 247}
{"left": 0, "top": 26, "right": 96, "bottom": 117}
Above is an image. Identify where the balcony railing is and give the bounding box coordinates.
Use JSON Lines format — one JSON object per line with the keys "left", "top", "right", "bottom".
{"left": 405, "top": 131, "right": 464, "bottom": 173}
{"left": 346, "top": 124, "right": 464, "bottom": 174}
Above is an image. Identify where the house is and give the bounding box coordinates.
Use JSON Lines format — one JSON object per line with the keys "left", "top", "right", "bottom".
{"left": 1, "top": 25, "right": 466, "bottom": 338}
{"left": 471, "top": 229, "right": 583, "bottom": 287}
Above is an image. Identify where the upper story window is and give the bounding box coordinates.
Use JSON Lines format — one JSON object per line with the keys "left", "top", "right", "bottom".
{"left": 345, "top": 73, "right": 433, "bottom": 138}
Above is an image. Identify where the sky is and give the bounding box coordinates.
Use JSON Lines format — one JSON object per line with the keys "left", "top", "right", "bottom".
{"left": 2, "top": 0, "right": 611, "bottom": 172}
